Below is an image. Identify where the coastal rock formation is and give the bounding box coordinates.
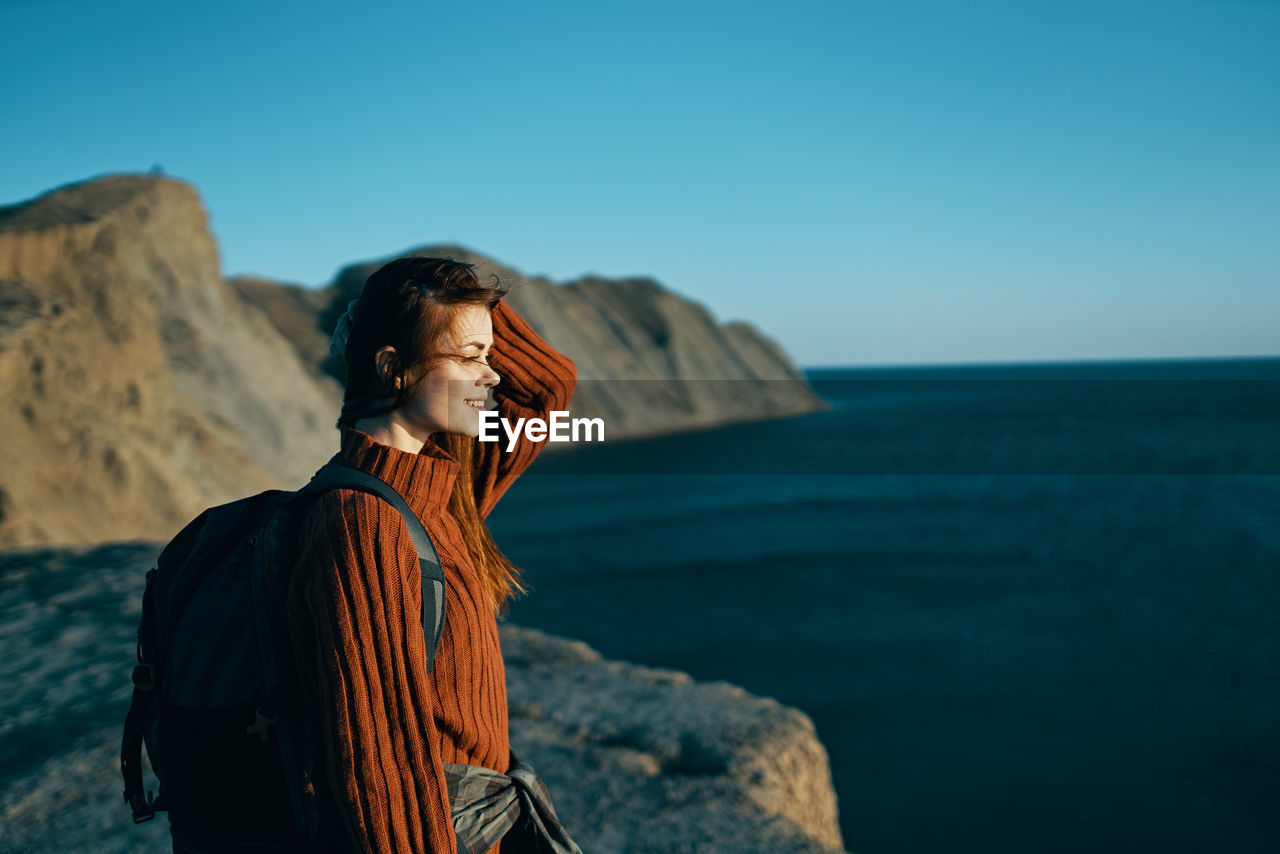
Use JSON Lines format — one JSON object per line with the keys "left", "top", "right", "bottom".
{"left": 0, "top": 176, "right": 337, "bottom": 548}
{"left": 502, "top": 624, "right": 846, "bottom": 852}
{"left": 2, "top": 175, "right": 822, "bottom": 549}
{"left": 0, "top": 543, "right": 846, "bottom": 853}
{"left": 243, "top": 245, "right": 825, "bottom": 439}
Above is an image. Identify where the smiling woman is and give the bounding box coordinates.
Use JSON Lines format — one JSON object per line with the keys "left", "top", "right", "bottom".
{"left": 224, "top": 256, "right": 581, "bottom": 854}
{"left": 354, "top": 301, "right": 501, "bottom": 445}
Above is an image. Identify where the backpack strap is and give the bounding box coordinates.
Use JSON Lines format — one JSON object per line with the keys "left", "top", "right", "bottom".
{"left": 268, "top": 460, "right": 448, "bottom": 844}
{"left": 121, "top": 568, "right": 160, "bottom": 822}
{"left": 295, "top": 459, "right": 447, "bottom": 667}
{"left": 241, "top": 460, "right": 450, "bottom": 844}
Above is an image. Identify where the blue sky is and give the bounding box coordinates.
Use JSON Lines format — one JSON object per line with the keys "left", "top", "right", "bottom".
{"left": 2, "top": 0, "right": 1277, "bottom": 366}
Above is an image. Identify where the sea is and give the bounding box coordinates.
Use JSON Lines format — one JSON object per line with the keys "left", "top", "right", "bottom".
{"left": 486, "top": 357, "right": 1280, "bottom": 854}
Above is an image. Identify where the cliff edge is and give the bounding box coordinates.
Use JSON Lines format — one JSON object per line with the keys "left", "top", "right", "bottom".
{"left": 0, "top": 543, "right": 846, "bottom": 853}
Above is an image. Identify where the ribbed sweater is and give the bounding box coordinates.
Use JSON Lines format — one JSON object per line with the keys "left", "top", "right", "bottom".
{"left": 285, "top": 299, "right": 577, "bottom": 854}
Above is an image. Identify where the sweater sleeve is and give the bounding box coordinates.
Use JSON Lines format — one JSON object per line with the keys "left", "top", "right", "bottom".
{"left": 474, "top": 298, "right": 577, "bottom": 519}
{"left": 287, "top": 490, "right": 456, "bottom": 854}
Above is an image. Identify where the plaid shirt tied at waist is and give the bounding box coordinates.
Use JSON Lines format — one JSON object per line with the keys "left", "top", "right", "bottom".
{"left": 444, "top": 757, "right": 583, "bottom": 854}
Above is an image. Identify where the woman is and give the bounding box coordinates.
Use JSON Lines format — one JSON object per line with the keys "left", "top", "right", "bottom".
{"left": 284, "top": 256, "right": 580, "bottom": 853}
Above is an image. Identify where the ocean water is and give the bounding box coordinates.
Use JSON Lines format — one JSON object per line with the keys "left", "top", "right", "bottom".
{"left": 487, "top": 358, "right": 1280, "bottom": 854}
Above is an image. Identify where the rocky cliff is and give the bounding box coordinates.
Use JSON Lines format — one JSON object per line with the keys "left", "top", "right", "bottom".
{"left": 1, "top": 174, "right": 823, "bottom": 549}
{"left": 0, "top": 543, "right": 846, "bottom": 853}
{"left": 502, "top": 624, "right": 845, "bottom": 852}
{"left": 240, "top": 244, "right": 824, "bottom": 440}
{"left": 0, "top": 176, "right": 337, "bottom": 548}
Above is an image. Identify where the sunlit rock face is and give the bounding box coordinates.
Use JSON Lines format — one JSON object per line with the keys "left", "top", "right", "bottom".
{"left": 1, "top": 175, "right": 822, "bottom": 548}
{"left": 313, "top": 245, "right": 826, "bottom": 438}
{"left": 0, "top": 175, "right": 337, "bottom": 548}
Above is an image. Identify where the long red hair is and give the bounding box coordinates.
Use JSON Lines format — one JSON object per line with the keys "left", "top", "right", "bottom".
{"left": 337, "top": 256, "right": 525, "bottom": 612}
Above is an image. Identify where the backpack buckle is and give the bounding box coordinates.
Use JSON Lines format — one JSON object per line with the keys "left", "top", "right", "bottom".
{"left": 129, "top": 789, "right": 157, "bottom": 823}
{"left": 246, "top": 708, "right": 277, "bottom": 743}
{"left": 131, "top": 664, "right": 155, "bottom": 691}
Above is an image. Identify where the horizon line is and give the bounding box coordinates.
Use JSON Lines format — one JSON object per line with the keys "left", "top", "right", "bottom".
{"left": 802, "top": 353, "right": 1280, "bottom": 371}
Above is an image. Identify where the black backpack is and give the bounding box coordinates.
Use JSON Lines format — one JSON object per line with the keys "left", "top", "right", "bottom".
{"left": 120, "top": 458, "right": 447, "bottom": 847}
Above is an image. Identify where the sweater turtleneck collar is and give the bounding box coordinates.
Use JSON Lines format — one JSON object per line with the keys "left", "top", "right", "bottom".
{"left": 338, "top": 426, "right": 460, "bottom": 518}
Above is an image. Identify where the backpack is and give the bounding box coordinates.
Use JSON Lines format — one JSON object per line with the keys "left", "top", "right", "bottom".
{"left": 120, "top": 458, "right": 447, "bottom": 847}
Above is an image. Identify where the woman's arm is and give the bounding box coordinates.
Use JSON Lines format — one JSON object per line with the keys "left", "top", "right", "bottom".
{"left": 287, "top": 491, "right": 457, "bottom": 854}
{"left": 473, "top": 298, "right": 577, "bottom": 518}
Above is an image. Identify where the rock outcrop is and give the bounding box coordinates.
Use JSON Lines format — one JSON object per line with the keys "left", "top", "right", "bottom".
{"left": 502, "top": 624, "right": 845, "bottom": 852}
{"left": 0, "top": 543, "right": 846, "bottom": 853}
{"left": 0, "top": 176, "right": 337, "bottom": 548}
{"left": 243, "top": 245, "right": 825, "bottom": 440}
{"left": 0, "top": 172, "right": 823, "bottom": 547}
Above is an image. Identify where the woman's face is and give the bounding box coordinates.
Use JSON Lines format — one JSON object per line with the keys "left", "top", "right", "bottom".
{"left": 397, "top": 304, "right": 500, "bottom": 439}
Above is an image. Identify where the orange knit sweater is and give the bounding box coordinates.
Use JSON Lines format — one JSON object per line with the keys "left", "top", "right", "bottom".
{"left": 285, "top": 299, "right": 576, "bottom": 853}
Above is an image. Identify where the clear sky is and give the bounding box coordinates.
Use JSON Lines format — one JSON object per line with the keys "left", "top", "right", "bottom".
{"left": 2, "top": 0, "right": 1277, "bottom": 366}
